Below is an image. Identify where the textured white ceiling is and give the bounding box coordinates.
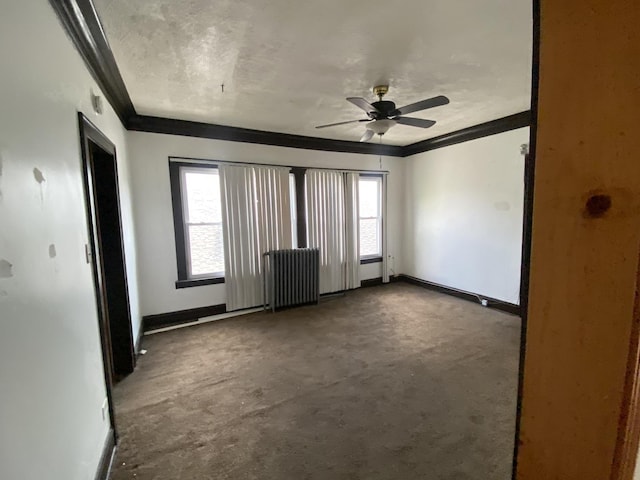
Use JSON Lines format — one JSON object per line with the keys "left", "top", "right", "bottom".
{"left": 94, "top": 0, "right": 532, "bottom": 145}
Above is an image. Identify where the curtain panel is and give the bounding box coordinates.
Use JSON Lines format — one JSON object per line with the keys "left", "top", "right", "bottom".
{"left": 305, "top": 169, "right": 360, "bottom": 294}
{"left": 219, "top": 164, "right": 292, "bottom": 311}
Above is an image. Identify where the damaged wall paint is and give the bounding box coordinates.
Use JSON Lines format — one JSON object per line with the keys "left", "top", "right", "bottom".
{"left": 494, "top": 201, "right": 511, "bottom": 211}
{"left": 33, "top": 167, "right": 45, "bottom": 184}
{"left": 48, "top": 244, "right": 57, "bottom": 259}
{"left": 0, "top": 3, "right": 142, "bottom": 480}
{"left": 0, "top": 259, "right": 14, "bottom": 278}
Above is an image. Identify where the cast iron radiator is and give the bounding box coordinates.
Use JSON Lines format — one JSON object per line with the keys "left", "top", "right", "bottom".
{"left": 263, "top": 248, "right": 320, "bottom": 311}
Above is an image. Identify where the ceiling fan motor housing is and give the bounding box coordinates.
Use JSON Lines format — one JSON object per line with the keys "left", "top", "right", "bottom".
{"left": 370, "top": 100, "right": 398, "bottom": 119}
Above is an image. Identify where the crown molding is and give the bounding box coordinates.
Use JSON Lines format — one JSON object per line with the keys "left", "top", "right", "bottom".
{"left": 50, "top": 0, "right": 135, "bottom": 126}
{"left": 128, "top": 114, "right": 406, "bottom": 156}
{"left": 402, "top": 111, "right": 532, "bottom": 157}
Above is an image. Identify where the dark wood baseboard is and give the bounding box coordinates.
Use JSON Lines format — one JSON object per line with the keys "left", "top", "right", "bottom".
{"left": 95, "top": 429, "right": 116, "bottom": 480}
{"left": 397, "top": 274, "right": 521, "bottom": 316}
{"left": 490, "top": 301, "right": 521, "bottom": 316}
{"left": 322, "top": 276, "right": 389, "bottom": 291}
{"left": 360, "top": 277, "right": 384, "bottom": 287}
{"left": 143, "top": 304, "right": 227, "bottom": 332}
{"left": 143, "top": 275, "right": 518, "bottom": 333}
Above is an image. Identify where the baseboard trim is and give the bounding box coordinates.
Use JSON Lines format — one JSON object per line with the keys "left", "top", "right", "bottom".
{"left": 95, "top": 429, "right": 116, "bottom": 480}
{"left": 143, "top": 304, "right": 227, "bottom": 332}
{"left": 142, "top": 276, "right": 519, "bottom": 333}
{"left": 397, "top": 274, "right": 521, "bottom": 316}
{"left": 491, "top": 302, "right": 521, "bottom": 316}
{"left": 145, "top": 279, "right": 386, "bottom": 331}
{"left": 360, "top": 277, "right": 384, "bottom": 287}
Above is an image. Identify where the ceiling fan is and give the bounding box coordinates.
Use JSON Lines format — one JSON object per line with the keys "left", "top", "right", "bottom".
{"left": 316, "top": 85, "right": 449, "bottom": 142}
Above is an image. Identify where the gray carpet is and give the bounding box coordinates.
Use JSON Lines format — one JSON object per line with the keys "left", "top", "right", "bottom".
{"left": 111, "top": 283, "right": 520, "bottom": 479}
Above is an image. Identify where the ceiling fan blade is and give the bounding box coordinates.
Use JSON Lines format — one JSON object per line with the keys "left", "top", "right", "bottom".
{"left": 360, "top": 130, "right": 374, "bottom": 142}
{"left": 347, "top": 97, "right": 380, "bottom": 114}
{"left": 315, "top": 119, "right": 369, "bottom": 129}
{"left": 395, "top": 95, "right": 450, "bottom": 116}
{"left": 395, "top": 117, "right": 436, "bottom": 128}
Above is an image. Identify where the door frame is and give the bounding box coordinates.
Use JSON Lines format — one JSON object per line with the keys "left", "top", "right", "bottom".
{"left": 78, "top": 112, "right": 133, "bottom": 437}
{"left": 514, "top": 0, "right": 640, "bottom": 478}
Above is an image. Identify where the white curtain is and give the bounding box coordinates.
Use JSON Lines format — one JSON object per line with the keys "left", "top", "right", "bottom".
{"left": 306, "top": 170, "right": 360, "bottom": 294}
{"left": 381, "top": 173, "right": 390, "bottom": 283}
{"left": 219, "top": 164, "right": 292, "bottom": 311}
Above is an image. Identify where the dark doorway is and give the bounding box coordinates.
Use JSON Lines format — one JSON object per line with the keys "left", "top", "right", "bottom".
{"left": 78, "top": 113, "right": 134, "bottom": 433}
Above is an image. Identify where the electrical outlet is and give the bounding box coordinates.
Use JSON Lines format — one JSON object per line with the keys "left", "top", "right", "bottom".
{"left": 101, "top": 398, "right": 108, "bottom": 421}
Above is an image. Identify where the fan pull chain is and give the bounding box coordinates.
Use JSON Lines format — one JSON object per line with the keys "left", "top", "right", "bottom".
{"left": 379, "top": 135, "right": 383, "bottom": 169}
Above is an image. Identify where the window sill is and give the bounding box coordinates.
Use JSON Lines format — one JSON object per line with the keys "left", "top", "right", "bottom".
{"left": 175, "top": 277, "right": 225, "bottom": 289}
{"left": 360, "top": 256, "right": 383, "bottom": 265}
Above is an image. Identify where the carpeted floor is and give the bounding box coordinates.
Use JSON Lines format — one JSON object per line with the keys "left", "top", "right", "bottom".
{"left": 111, "top": 283, "right": 520, "bottom": 480}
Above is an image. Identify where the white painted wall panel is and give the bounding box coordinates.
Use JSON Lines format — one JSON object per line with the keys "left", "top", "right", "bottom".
{"left": 127, "top": 131, "right": 404, "bottom": 316}
{"left": 0, "top": 2, "right": 141, "bottom": 479}
{"left": 403, "top": 128, "right": 529, "bottom": 304}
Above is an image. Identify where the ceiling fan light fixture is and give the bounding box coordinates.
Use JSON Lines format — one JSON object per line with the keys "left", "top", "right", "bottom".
{"left": 367, "top": 118, "right": 396, "bottom": 136}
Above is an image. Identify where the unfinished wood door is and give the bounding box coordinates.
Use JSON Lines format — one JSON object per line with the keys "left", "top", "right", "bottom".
{"left": 515, "top": 0, "right": 640, "bottom": 479}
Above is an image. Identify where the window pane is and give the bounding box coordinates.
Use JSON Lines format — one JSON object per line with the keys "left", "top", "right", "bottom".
{"left": 184, "top": 170, "right": 221, "bottom": 223}
{"left": 188, "top": 224, "right": 225, "bottom": 275}
{"left": 359, "top": 179, "right": 379, "bottom": 218}
{"left": 360, "top": 218, "right": 380, "bottom": 257}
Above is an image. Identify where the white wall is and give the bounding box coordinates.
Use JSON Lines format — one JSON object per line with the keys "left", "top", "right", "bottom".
{"left": 128, "top": 131, "right": 404, "bottom": 316}
{"left": 403, "top": 127, "right": 529, "bottom": 304}
{"left": 0, "top": 2, "right": 141, "bottom": 479}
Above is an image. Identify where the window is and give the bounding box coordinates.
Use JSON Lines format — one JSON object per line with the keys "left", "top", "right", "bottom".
{"left": 170, "top": 163, "right": 226, "bottom": 287}
{"left": 358, "top": 176, "right": 382, "bottom": 260}
{"left": 181, "top": 167, "right": 225, "bottom": 277}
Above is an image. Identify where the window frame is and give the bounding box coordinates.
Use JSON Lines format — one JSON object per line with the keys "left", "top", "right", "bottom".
{"left": 290, "top": 167, "right": 308, "bottom": 248}
{"left": 169, "top": 161, "right": 226, "bottom": 288}
{"left": 169, "top": 162, "right": 386, "bottom": 285}
{"left": 358, "top": 173, "right": 384, "bottom": 264}
{"left": 289, "top": 172, "right": 298, "bottom": 248}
